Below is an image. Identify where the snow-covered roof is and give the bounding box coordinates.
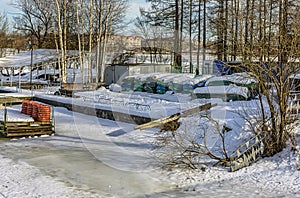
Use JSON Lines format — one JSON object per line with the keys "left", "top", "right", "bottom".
{"left": 0, "top": 49, "right": 79, "bottom": 68}
{"left": 124, "top": 73, "right": 212, "bottom": 85}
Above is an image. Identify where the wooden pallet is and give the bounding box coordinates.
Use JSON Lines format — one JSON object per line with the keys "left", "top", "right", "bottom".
{"left": 0, "top": 121, "right": 54, "bottom": 137}
{"left": 0, "top": 105, "right": 55, "bottom": 137}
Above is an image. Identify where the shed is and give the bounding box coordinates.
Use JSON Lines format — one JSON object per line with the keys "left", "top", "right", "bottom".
{"left": 104, "top": 63, "right": 171, "bottom": 85}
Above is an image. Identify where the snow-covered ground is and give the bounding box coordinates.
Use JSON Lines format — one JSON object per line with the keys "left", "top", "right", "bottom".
{"left": 0, "top": 78, "right": 299, "bottom": 197}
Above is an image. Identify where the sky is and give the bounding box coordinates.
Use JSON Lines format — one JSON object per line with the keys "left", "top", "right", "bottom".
{"left": 0, "top": 0, "right": 149, "bottom": 22}
{"left": 1, "top": 0, "right": 18, "bottom": 18}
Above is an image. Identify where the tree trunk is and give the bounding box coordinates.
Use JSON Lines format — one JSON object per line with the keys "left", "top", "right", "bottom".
{"left": 96, "top": 0, "right": 104, "bottom": 83}
{"left": 100, "top": 1, "right": 112, "bottom": 83}
{"left": 174, "top": 0, "right": 181, "bottom": 68}
{"left": 88, "top": 0, "right": 94, "bottom": 83}
{"left": 202, "top": 0, "right": 207, "bottom": 72}
{"left": 197, "top": 0, "right": 201, "bottom": 74}
{"left": 55, "top": 0, "right": 66, "bottom": 84}
{"left": 189, "top": 0, "right": 193, "bottom": 73}
{"left": 76, "top": 0, "right": 84, "bottom": 84}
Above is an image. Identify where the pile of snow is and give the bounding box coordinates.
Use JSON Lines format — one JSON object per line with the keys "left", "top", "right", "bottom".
{"left": 205, "top": 72, "right": 256, "bottom": 86}
{"left": 194, "top": 84, "right": 250, "bottom": 100}
{"left": 109, "top": 83, "right": 122, "bottom": 92}
{"left": 0, "top": 107, "right": 34, "bottom": 122}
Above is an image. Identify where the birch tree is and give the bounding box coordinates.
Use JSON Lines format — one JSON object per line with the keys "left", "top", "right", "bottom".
{"left": 76, "top": 0, "right": 85, "bottom": 84}
{"left": 88, "top": 0, "right": 94, "bottom": 83}
{"left": 54, "top": 0, "right": 67, "bottom": 83}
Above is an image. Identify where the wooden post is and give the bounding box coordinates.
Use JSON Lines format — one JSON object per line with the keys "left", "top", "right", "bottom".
{"left": 52, "top": 106, "right": 55, "bottom": 132}
{"left": 4, "top": 106, "right": 7, "bottom": 126}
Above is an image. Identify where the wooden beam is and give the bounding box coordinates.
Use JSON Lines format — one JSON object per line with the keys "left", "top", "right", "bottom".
{"left": 134, "top": 103, "right": 217, "bottom": 130}
{"left": 134, "top": 113, "right": 180, "bottom": 130}
{"left": 181, "top": 103, "right": 217, "bottom": 117}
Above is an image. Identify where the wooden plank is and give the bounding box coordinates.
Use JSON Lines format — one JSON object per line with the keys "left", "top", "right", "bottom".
{"left": 5, "top": 122, "right": 52, "bottom": 127}
{"left": 136, "top": 114, "right": 181, "bottom": 130}
{"left": 6, "top": 126, "right": 53, "bottom": 132}
{"left": 6, "top": 131, "right": 53, "bottom": 135}
{"left": 134, "top": 113, "right": 180, "bottom": 130}
{"left": 181, "top": 103, "right": 217, "bottom": 117}
{"left": 5, "top": 122, "right": 31, "bottom": 127}
{"left": 136, "top": 113, "right": 180, "bottom": 129}
{"left": 5, "top": 131, "right": 53, "bottom": 137}
{"left": 135, "top": 103, "right": 217, "bottom": 131}
{"left": 30, "top": 122, "right": 52, "bottom": 125}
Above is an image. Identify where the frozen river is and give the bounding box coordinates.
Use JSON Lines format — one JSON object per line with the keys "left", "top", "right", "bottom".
{"left": 0, "top": 106, "right": 297, "bottom": 197}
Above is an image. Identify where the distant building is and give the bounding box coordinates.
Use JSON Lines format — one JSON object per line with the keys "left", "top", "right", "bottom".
{"left": 107, "top": 35, "right": 142, "bottom": 51}
{"left": 142, "top": 38, "right": 200, "bottom": 52}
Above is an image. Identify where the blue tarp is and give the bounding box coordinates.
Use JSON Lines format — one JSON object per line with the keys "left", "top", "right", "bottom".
{"left": 213, "top": 60, "right": 247, "bottom": 75}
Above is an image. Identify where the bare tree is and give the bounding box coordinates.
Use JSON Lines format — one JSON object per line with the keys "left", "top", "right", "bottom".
{"left": 132, "top": 14, "right": 173, "bottom": 64}
{"left": 13, "top": 0, "right": 54, "bottom": 48}
{"left": 142, "top": 0, "right": 183, "bottom": 69}
{"left": 144, "top": 0, "right": 300, "bottom": 169}
{"left": 0, "top": 13, "right": 10, "bottom": 57}
{"left": 0, "top": 13, "right": 9, "bottom": 36}
{"left": 230, "top": 0, "right": 300, "bottom": 156}
{"left": 154, "top": 112, "right": 233, "bottom": 169}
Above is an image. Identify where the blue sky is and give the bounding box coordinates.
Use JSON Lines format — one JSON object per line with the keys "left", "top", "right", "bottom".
{"left": 0, "top": 0, "right": 149, "bottom": 21}
{"left": 1, "top": 0, "right": 19, "bottom": 18}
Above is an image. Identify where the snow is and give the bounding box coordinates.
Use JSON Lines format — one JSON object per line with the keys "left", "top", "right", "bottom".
{"left": 0, "top": 92, "right": 31, "bottom": 98}
{"left": 205, "top": 73, "right": 256, "bottom": 86}
{"left": 0, "top": 49, "right": 78, "bottom": 69}
{"left": 124, "top": 72, "right": 212, "bottom": 85}
{"left": 0, "top": 73, "right": 299, "bottom": 197}
{"left": 0, "top": 107, "right": 34, "bottom": 122}
{"left": 194, "top": 84, "right": 250, "bottom": 99}
{"left": 0, "top": 155, "right": 98, "bottom": 197}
